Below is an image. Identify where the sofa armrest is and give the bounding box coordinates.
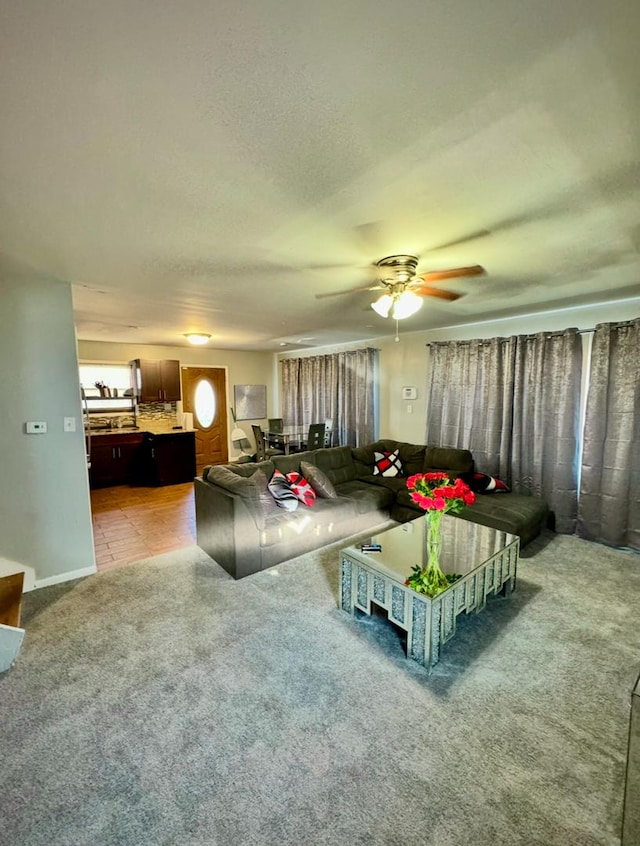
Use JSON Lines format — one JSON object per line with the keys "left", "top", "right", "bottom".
{"left": 194, "top": 477, "right": 263, "bottom": 579}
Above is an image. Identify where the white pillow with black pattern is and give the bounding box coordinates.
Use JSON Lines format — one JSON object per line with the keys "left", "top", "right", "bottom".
{"left": 373, "top": 449, "right": 403, "bottom": 477}
{"left": 267, "top": 469, "right": 299, "bottom": 511}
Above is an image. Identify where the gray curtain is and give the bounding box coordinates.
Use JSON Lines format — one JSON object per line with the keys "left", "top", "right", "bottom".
{"left": 425, "top": 337, "right": 516, "bottom": 480}
{"left": 426, "top": 329, "right": 582, "bottom": 533}
{"left": 281, "top": 348, "right": 378, "bottom": 447}
{"left": 511, "top": 329, "right": 582, "bottom": 533}
{"left": 577, "top": 319, "right": 640, "bottom": 550}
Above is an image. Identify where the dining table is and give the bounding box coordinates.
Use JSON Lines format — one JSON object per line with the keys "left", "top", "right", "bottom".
{"left": 263, "top": 427, "right": 305, "bottom": 455}
{"left": 263, "top": 426, "right": 331, "bottom": 455}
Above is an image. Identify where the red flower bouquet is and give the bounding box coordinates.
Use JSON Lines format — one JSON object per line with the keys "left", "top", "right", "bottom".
{"left": 405, "top": 472, "right": 475, "bottom": 597}
{"left": 406, "top": 472, "right": 476, "bottom": 514}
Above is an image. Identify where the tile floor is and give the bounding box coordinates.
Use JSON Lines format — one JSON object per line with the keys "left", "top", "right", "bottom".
{"left": 90, "top": 482, "right": 196, "bottom": 572}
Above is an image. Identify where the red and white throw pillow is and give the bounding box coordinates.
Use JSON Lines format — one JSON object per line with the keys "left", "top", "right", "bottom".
{"left": 267, "top": 469, "right": 299, "bottom": 511}
{"left": 472, "top": 472, "right": 510, "bottom": 493}
{"left": 286, "top": 471, "right": 317, "bottom": 507}
{"left": 373, "top": 449, "right": 403, "bottom": 477}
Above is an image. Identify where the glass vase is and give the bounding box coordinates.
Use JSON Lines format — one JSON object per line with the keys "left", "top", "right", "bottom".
{"left": 423, "top": 510, "right": 449, "bottom": 595}
{"left": 426, "top": 510, "right": 443, "bottom": 569}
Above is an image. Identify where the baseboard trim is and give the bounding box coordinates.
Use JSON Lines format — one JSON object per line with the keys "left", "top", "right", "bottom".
{"left": 0, "top": 560, "right": 37, "bottom": 593}
{"left": 35, "top": 565, "right": 97, "bottom": 590}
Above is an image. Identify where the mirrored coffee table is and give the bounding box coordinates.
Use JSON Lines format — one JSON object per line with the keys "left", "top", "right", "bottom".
{"left": 340, "top": 515, "right": 519, "bottom": 673}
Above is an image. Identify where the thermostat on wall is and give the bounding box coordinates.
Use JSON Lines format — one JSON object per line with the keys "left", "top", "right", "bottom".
{"left": 402, "top": 386, "right": 417, "bottom": 400}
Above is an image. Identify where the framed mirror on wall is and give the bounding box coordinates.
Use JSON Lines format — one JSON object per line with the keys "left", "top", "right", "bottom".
{"left": 234, "top": 384, "right": 267, "bottom": 420}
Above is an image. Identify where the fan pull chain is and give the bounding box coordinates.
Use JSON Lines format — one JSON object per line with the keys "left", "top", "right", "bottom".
{"left": 395, "top": 319, "right": 400, "bottom": 342}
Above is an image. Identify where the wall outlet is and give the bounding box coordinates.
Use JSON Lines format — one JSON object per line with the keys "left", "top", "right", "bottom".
{"left": 25, "top": 421, "right": 47, "bottom": 434}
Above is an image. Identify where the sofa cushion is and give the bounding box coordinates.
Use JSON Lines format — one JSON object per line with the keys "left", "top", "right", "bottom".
{"left": 203, "top": 462, "right": 273, "bottom": 480}
{"left": 259, "top": 512, "right": 310, "bottom": 548}
{"left": 259, "top": 496, "right": 357, "bottom": 548}
{"left": 267, "top": 469, "right": 299, "bottom": 511}
{"left": 395, "top": 443, "right": 426, "bottom": 476}
{"left": 424, "top": 446, "right": 474, "bottom": 480}
{"left": 301, "top": 461, "right": 338, "bottom": 499}
{"left": 456, "top": 493, "right": 549, "bottom": 546}
{"left": 352, "top": 440, "right": 399, "bottom": 476}
{"left": 352, "top": 440, "right": 426, "bottom": 477}
{"left": 313, "top": 446, "right": 358, "bottom": 485}
{"left": 335, "top": 479, "right": 395, "bottom": 514}
{"left": 361, "top": 475, "right": 410, "bottom": 495}
{"left": 272, "top": 451, "right": 316, "bottom": 477}
{"left": 205, "top": 465, "right": 279, "bottom": 529}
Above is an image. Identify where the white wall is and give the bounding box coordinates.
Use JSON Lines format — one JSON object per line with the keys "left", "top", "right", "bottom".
{"left": 0, "top": 261, "right": 95, "bottom": 586}
{"left": 77, "top": 340, "right": 277, "bottom": 459}
{"left": 279, "top": 297, "right": 640, "bottom": 444}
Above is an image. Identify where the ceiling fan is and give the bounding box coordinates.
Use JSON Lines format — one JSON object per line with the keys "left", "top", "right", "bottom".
{"left": 317, "top": 255, "right": 485, "bottom": 319}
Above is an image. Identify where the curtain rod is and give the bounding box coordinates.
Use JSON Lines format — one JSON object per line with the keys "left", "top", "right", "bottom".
{"left": 427, "top": 328, "right": 595, "bottom": 346}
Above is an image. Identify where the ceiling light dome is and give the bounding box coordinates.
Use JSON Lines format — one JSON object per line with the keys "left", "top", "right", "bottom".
{"left": 371, "top": 294, "right": 394, "bottom": 318}
{"left": 371, "top": 289, "right": 422, "bottom": 320}
{"left": 392, "top": 290, "right": 422, "bottom": 319}
{"left": 184, "top": 333, "right": 212, "bottom": 345}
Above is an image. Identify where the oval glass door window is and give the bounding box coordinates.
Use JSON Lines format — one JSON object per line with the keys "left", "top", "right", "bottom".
{"left": 194, "top": 379, "right": 216, "bottom": 428}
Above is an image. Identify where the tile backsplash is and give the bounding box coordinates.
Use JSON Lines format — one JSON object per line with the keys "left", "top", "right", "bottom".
{"left": 137, "top": 402, "right": 178, "bottom": 425}
{"left": 86, "top": 401, "right": 182, "bottom": 432}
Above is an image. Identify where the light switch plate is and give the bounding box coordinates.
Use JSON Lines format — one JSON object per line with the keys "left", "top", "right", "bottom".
{"left": 64, "top": 417, "right": 76, "bottom": 432}
{"left": 25, "top": 421, "right": 47, "bottom": 434}
{"left": 402, "top": 386, "right": 417, "bottom": 400}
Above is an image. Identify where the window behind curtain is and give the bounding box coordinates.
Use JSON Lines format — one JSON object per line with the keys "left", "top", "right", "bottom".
{"left": 426, "top": 329, "right": 582, "bottom": 534}
{"left": 281, "top": 348, "right": 378, "bottom": 447}
{"left": 577, "top": 319, "right": 640, "bottom": 550}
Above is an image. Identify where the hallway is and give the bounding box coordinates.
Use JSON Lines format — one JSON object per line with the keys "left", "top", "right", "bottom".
{"left": 90, "top": 483, "right": 196, "bottom": 572}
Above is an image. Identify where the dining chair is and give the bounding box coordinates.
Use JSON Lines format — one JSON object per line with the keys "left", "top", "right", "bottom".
{"left": 303, "top": 422, "right": 327, "bottom": 451}
{"left": 266, "top": 418, "right": 284, "bottom": 450}
{"left": 252, "top": 425, "right": 284, "bottom": 461}
{"left": 323, "top": 418, "right": 333, "bottom": 447}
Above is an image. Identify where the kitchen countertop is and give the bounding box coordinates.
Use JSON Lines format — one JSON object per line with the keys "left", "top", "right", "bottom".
{"left": 89, "top": 425, "right": 196, "bottom": 437}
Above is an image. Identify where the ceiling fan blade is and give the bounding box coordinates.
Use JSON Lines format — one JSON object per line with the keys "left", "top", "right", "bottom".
{"left": 315, "top": 284, "right": 382, "bottom": 300}
{"left": 424, "top": 230, "right": 492, "bottom": 251}
{"left": 412, "top": 286, "right": 462, "bottom": 302}
{"left": 417, "top": 265, "right": 485, "bottom": 283}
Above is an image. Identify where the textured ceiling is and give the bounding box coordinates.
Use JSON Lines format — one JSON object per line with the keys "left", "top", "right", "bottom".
{"left": 1, "top": 0, "right": 639, "bottom": 351}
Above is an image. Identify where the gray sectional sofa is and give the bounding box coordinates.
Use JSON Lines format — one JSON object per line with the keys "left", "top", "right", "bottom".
{"left": 195, "top": 438, "right": 551, "bottom": 579}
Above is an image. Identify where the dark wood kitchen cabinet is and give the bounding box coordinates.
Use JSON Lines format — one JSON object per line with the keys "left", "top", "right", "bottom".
{"left": 138, "top": 432, "right": 196, "bottom": 486}
{"left": 89, "top": 433, "right": 144, "bottom": 488}
{"left": 131, "top": 359, "right": 181, "bottom": 403}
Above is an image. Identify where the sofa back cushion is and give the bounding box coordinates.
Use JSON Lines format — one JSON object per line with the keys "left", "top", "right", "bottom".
{"left": 352, "top": 440, "right": 398, "bottom": 475}
{"left": 313, "top": 445, "right": 357, "bottom": 485}
{"left": 225, "top": 460, "right": 275, "bottom": 479}
{"left": 424, "top": 446, "right": 474, "bottom": 480}
{"left": 272, "top": 451, "right": 316, "bottom": 477}
{"left": 352, "top": 440, "right": 425, "bottom": 477}
{"left": 205, "top": 465, "right": 279, "bottom": 528}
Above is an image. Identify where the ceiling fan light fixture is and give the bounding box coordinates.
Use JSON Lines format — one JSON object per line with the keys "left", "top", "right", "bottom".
{"left": 392, "top": 290, "right": 423, "bottom": 319}
{"left": 184, "top": 333, "right": 211, "bottom": 345}
{"left": 371, "top": 293, "right": 393, "bottom": 318}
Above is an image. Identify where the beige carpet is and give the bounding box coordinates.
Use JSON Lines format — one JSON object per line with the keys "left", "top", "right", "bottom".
{"left": 1, "top": 530, "right": 639, "bottom": 846}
